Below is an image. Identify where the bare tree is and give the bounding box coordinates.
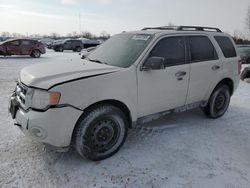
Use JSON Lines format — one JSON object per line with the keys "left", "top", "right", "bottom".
{"left": 51, "top": 33, "right": 60, "bottom": 39}
{"left": 80, "top": 31, "right": 93, "bottom": 39}
{"left": 167, "top": 22, "right": 175, "bottom": 27}
{"left": 1, "top": 32, "right": 11, "bottom": 37}
{"left": 233, "top": 30, "right": 245, "bottom": 40}
{"left": 99, "top": 31, "right": 110, "bottom": 39}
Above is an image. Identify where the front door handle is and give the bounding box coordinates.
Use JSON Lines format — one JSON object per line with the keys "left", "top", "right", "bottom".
{"left": 212, "top": 65, "right": 221, "bottom": 71}
{"left": 175, "top": 71, "right": 187, "bottom": 77}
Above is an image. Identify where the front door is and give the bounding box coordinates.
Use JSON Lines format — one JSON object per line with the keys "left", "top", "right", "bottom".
{"left": 6, "top": 40, "right": 21, "bottom": 55}
{"left": 137, "top": 36, "right": 190, "bottom": 117}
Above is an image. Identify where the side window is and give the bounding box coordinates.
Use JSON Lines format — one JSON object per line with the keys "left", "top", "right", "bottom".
{"left": 64, "top": 41, "right": 70, "bottom": 45}
{"left": 214, "top": 36, "right": 236, "bottom": 58}
{"left": 188, "top": 36, "right": 218, "bottom": 62}
{"left": 8, "top": 40, "right": 20, "bottom": 46}
{"left": 149, "top": 36, "right": 186, "bottom": 66}
{"left": 22, "top": 40, "right": 32, "bottom": 45}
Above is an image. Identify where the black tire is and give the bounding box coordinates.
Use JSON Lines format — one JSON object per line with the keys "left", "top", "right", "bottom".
{"left": 202, "top": 85, "right": 231, "bottom": 119}
{"left": 75, "top": 46, "right": 82, "bottom": 52}
{"left": 73, "top": 104, "right": 128, "bottom": 161}
{"left": 58, "top": 46, "right": 64, "bottom": 52}
{"left": 30, "top": 50, "right": 41, "bottom": 58}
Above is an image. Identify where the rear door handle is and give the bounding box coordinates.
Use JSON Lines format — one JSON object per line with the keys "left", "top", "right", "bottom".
{"left": 212, "top": 65, "right": 221, "bottom": 70}
{"left": 175, "top": 71, "right": 187, "bottom": 77}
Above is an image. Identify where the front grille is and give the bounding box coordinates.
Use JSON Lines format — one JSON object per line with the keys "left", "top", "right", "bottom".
{"left": 16, "top": 82, "right": 28, "bottom": 106}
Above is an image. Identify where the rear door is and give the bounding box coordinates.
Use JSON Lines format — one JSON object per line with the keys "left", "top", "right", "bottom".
{"left": 137, "top": 36, "right": 190, "bottom": 117}
{"left": 63, "top": 40, "right": 72, "bottom": 50}
{"left": 6, "top": 40, "right": 21, "bottom": 55}
{"left": 186, "top": 35, "right": 223, "bottom": 104}
{"left": 20, "top": 40, "right": 33, "bottom": 55}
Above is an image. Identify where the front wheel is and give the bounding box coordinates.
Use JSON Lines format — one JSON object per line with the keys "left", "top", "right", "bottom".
{"left": 202, "top": 85, "right": 231, "bottom": 119}
{"left": 73, "top": 104, "right": 128, "bottom": 161}
{"left": 58, "top": 46, "right": 64, "bottom": 52}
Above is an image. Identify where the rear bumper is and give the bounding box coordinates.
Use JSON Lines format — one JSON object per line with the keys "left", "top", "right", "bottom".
{"left": 10, "top": 96, "right": 82, "bottom": 148}
{"left": 40, "top": 48, "right": 46, "bottom": 54}
{"left": 234, "top": 75, "right": 240, "bottom": 93}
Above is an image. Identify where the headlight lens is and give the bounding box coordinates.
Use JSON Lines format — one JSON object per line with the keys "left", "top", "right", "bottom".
{"left": 31, "top": 89, "right": 61, "bottom": 110}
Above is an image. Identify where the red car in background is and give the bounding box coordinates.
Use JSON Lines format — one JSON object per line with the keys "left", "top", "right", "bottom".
{"left": 0, "top": 39, "right": 46, "bottom": 58}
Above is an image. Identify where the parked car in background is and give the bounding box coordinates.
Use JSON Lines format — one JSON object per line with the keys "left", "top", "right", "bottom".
{"left": 78, "top": 38, "right": 100, "bottom": 48}
{"left": 52, "top": 39, "right": 83, "bottom": 52}
{"left": 81, "top": 46, "right": 97, "bottom": 59}
{"left": 39, "top": 38, "right": 55, "bottom": 48}
{"left": 241, "top": 66, "right": 250, "bottom": 81}
{"left": 0, "top": 39, "right": 46, "bottom": 58}
{"left": 238, "top": 46, "right": 250, "bottom": 64}
{"left": 47, "top": 39, "right": 63, "bottom": 49}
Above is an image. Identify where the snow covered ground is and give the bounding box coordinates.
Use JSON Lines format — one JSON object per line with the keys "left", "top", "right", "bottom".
{"left": 0, "top": 50, "right": 250, "bottom": 188}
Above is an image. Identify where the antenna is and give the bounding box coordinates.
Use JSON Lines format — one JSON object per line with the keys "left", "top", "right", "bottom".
{"left": 79, "top": 13, "right": 82, "bottom": 34}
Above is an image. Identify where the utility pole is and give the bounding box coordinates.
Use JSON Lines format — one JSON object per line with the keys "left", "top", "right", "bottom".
{"left": 79, "top": 13, "right": 82, "bottom": 35}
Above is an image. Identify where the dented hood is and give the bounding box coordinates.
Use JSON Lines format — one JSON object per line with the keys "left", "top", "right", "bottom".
{"left": 20, "top": 58, "right": 122, "bottom": 89}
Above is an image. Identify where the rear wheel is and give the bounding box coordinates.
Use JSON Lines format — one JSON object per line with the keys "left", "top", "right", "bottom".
{"left": 73, "top": 104, "right": 128, "bottom": 161}
{"left": 75, "top": 46, "right": 82, "bottom": 52}
{"left": 202, "top": 85, "right": 231, "bottom": 119}
{"left": 30, "top": 50, "right": 41, "bottom": 58}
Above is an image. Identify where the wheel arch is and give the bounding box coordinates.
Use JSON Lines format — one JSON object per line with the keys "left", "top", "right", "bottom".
{"left": 71, "top": 99, "right": 133, "bottom": 144}
{"left": 204, "top": 77, "right": 234, "bottom": 103}
{"left": 75, "top": 99, "right": 132, "bottom": 128}
{"left": 0, "top": 50, "right": 5, "bottom": 55}
{"left": 215, "top": 78, "right": 234, "bottom": 96}
{"left": 30, "top": 48, "right": 41, "bottom": 55}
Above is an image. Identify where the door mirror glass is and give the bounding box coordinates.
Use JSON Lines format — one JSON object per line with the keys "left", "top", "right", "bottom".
{"left": 141, "top": 57, "right": 165, "bottom": 71}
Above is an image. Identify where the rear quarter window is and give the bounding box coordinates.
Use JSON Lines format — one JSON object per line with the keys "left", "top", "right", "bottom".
{"left": 22, "top": 40, "right": 32, "bottom": 45}
{"left": 188, "top": 36, "right": 218, "bottom": 62}
{"left": 214, "top": 36, "right": 236, "bottom": 58}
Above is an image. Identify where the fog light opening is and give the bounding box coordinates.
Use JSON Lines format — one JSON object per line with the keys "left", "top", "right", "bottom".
{"left": 30, "top": 127, "right": 47, "bottom": 140}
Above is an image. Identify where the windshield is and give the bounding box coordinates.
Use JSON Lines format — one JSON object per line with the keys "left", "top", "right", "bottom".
{"left": 87, "top": 33, "right": 153, "bottom": 68}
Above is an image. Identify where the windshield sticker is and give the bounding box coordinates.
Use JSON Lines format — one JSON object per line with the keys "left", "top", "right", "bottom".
{"left": 132, "top": 35, "right": 150, "bottom": 41}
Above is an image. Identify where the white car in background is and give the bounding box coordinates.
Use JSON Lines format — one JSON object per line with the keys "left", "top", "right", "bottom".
{"left": 80, "top": 47, "right": 97, "bottom": 59}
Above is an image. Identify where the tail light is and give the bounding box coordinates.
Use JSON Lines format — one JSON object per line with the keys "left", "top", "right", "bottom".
{"left": 238, "top": 60, "right": 242, "bottom": 75}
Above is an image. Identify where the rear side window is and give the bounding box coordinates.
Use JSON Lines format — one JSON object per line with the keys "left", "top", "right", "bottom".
{"left": 188, "top": 36, "right": 218, "bottom": 62}
{"left": 214, "top": 36, "right": 236, "bottom": 58}
{"left": 149, "top": 36, "right": 186, "bottom": 66}
{"left": 22, "top": 40, "right": 32, "bottom": 45}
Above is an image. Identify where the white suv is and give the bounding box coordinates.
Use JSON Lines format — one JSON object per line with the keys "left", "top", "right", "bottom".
{"left": 9, "top": 26, "right": 241, "bottom": 161}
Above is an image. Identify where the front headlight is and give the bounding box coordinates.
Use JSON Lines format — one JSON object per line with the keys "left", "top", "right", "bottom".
{"left": 31, "top": 89, "right": 61, "bottom": 110}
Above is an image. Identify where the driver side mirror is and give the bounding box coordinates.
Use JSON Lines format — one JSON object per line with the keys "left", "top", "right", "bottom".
{"left": 141, "top": 57, "right": 165, "bottom": 71}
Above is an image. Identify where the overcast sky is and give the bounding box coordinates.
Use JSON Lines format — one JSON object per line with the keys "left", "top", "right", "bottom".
{"left": 0, "top": 0, "right": 249, "bottom": 36}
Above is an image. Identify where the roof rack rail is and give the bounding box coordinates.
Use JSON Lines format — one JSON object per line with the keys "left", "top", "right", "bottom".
{"left": 142, "top": 26, "right": 177, "bottom": 31}
{"left": 142, "top": 26, "right": 222, "bottom": 32}
{"left": 177, "top": 26, "right": 222, "bottom": 32}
